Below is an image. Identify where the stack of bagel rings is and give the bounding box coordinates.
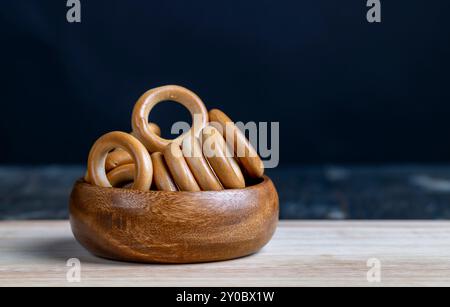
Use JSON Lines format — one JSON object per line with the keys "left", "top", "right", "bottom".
{"left": 85, "top": 85, "right": 265, "bottom": 192}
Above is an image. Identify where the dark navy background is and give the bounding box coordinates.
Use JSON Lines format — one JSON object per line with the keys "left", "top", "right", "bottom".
{"left": 1, "top": 1, "right": 450, "bottom": 165}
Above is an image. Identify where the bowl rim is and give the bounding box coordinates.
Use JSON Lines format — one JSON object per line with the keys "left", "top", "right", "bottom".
{"left": 76, "top": 175, "right": 273, "bottom": 196}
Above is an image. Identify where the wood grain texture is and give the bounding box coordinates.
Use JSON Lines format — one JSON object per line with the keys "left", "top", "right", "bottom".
{"left": 1, "top": 221, "right": 450, "bottom": 287}
{"left": 69, "top": 176, "right": 279, "bottom": 263}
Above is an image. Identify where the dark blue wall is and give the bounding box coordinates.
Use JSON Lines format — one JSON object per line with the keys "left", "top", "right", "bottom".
{"left": 1, "top": 1, "right": 450, "bottom": 165}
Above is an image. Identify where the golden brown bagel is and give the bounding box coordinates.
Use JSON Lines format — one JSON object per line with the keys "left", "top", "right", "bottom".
{"left": 209, "top": 109, "right": 264, "bottom": 178}
{"left": 163, "top": 142, "right": 201, "bottom": 192}
{"left": 87, "top": 131, "right": 153, "bottom": 191}
{"left": 106, "top": 163, "right": 135, "bottom": 187}
{"left": 105, "top": 123, "right": 161, "bottom": 171}
{"left": 151, "top": 152, "right": 178, "bottom": 192}
{"left": 182, "top": 135, "right": 223, "bottom": 191}
{"left": 200, "top": 125, "right": 245, "bottom": 189}
{"left": 132, "top": 85, "right": 208, "bottom": 152}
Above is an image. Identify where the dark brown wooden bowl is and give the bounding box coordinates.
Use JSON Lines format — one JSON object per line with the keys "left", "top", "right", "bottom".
{"left": 69, "top": 176, "right": 279, "bottom": 264}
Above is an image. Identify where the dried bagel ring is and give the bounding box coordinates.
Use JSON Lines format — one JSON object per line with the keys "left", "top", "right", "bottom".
{"left": 105, "top": 150, "right": 133, "bottom": 172}
{"left": 151, "top": 152, "right": 178, "bottom": 192}
{"left": 146, "top": 122, "right": 162, "bottom": 139}
{"left": 132, "top": 85, "right": 208, "bottom": 152}
{"left": 182, "top": 135, "right": 223, "bottom": 191}
{"left": 209, "top": 109, "right": 264, "bottom": 178}
{"left": 87, "top": 131, "right": 153, "bottom": 191}
{"left": 105, "top": 123, "right": 161, "bottom": 171}
{"left": 163, "top": 142, "right": 200, "bottom": 192}
{"left": 105, "top": 160, "right": 175, "bottom": 191}
{"left": 201, "top": 125, "right": 245, "bottom": 189}
{"left": 107, "top": 163, "right": 135, "bottom": 187}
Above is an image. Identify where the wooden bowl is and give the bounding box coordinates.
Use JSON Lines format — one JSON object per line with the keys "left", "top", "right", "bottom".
{"left": 69, "top": 176, "right": 279, "bottom": 264}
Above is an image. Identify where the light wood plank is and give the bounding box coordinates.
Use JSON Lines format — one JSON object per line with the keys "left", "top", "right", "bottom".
{"left": 1, "top": 221, "right": 450, "bottom": 287}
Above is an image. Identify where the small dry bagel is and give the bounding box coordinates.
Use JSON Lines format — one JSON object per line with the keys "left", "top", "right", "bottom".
{"left": 151, "top": 152, "right": 178, "bottom": 192}
{"left": 105, "top": 150, "right": 133, "bottom": 172}
{"left": 182, "top": 135, "right": 223, "bottom": 191}
{"left": 132, "top": 85, "right": 208, "bottom": 152}
{"left": 201, "top": 125, "right": 245, "bottom": 189}
{"left": 209, "top": 109, "right": 264, "bottom": 178}
{"left": 87, "top": 131, "right": 153, "bottom": 191}
{"left": 105, "top": 123, "right": 161, "bottom": 171}
{"left": 107, "top": 163, "right": 135, "bottom": 187}
{"left": 163, "top": 142, "right": 201, "bottom": 192}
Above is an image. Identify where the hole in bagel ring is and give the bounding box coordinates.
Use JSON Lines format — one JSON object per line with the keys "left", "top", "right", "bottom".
{"left": 131, "top": 85, "right": 208, "bottom": 153}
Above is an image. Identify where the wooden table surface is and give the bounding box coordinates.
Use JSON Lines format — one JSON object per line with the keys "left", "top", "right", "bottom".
{"left": 1, "top": 221, "right": 449, "bottom": 287}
